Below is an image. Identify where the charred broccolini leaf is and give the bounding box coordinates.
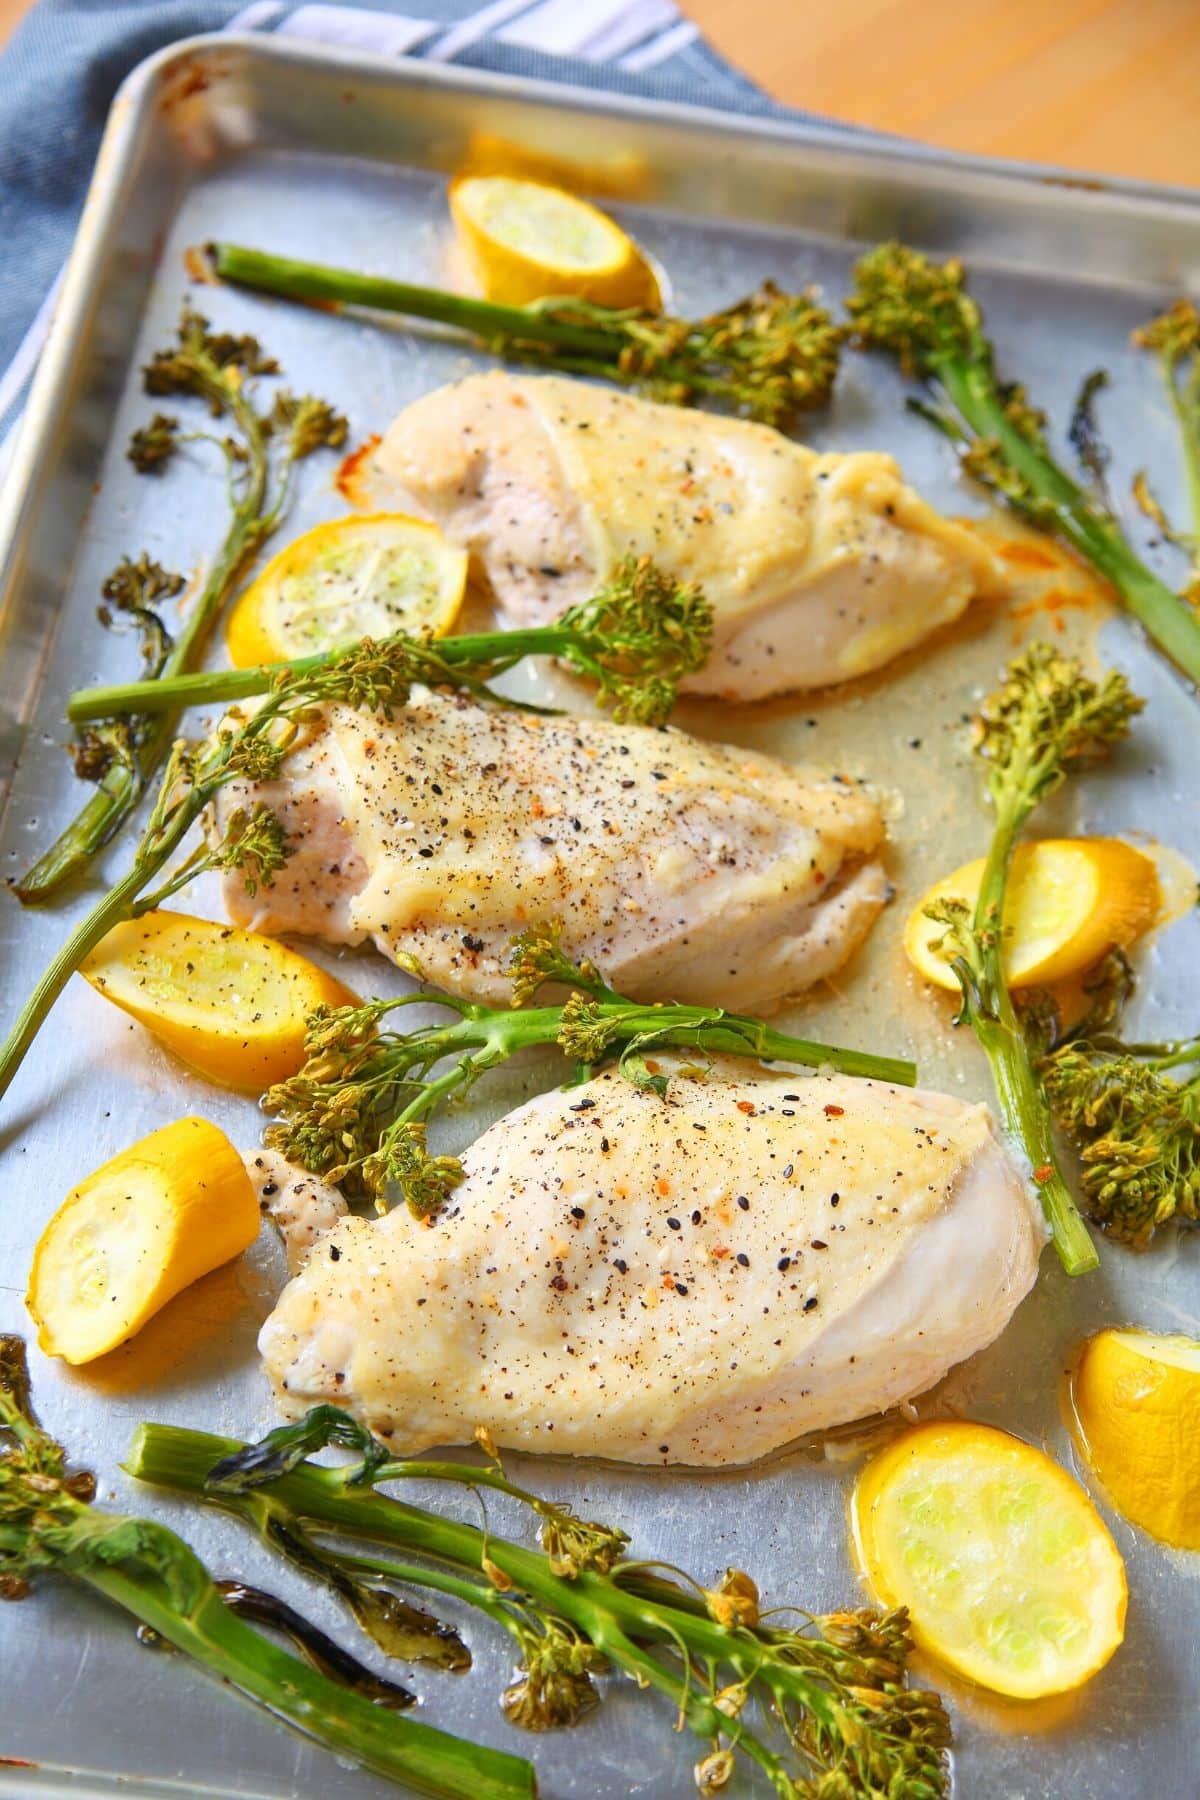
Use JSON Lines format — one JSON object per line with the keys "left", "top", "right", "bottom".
{"left": 12, "top": 309, "right": 346, "bottom": 906}
{"left": 0, "top": 1338, "right": 535, "bottom": 1800}
{"left": 921, "top": 643, "right": 1143, "bottom": 1275}
{"left": 129, "top": 1404, "right": 953, "bottom": 1798}
{"left": 209, "top": 241, "right": 844, "bottom": 429}
{"left": 1132, "top": 298, "right": 1200, "bottom": 601}
{"left": 66, "top": 553, "right": 714, "bottom": 731}
{"left": 846, "top": 244, "right": 1200, "bottom": 687}
{"left": 262, "top": 918, "right": 917, "bottom": 1214}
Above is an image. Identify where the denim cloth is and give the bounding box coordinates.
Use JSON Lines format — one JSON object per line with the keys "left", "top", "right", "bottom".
{"left": 0, "top": 0, "right": 852, "bottom": 424}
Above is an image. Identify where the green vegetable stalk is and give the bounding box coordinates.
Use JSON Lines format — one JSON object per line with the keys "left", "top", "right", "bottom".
{"left": 0, "top": 563, "right": 708, "bottom": 1108}
{"left": 0, "top": 1338, "right": 534, "bottom": 1800}
{"left": 1132, "top": 298, "right": 1200, "bottom": 599}
{"left": 12, "top": 310, "right": 347, "bottom": 905}
{"left": 209, "top": 240, "right": 844, "bottom": 430}
{"left": 128, "top": 1404, "right": 953, "bottom": 1799}
{"left": 921, "top": 643, "right": 1144, "bottom": 1275}
{"left": 263, "top": 918, "right": 918, "bottom": 1215}
{"left": 65, "top": 554, "right": 714, "bottom": 729}
{"left": 847, "top": 244, "right": 1200, "bottom": 687}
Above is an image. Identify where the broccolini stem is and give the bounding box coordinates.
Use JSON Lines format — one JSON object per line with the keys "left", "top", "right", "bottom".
{"left": 67, "top": 555, "right": 713, "bottom": 735}
{"left": 128, "top": 1419, "right": 950, "bottom": 1797}
{"left": 209, "top": 242, "right": 844, "bottom": 429}
{"left": 849, "top": 245, "right": 1200, "bottom": 688}
{"left": 0, "top": 861, "right": 149, "bottom": 1106}
{"left": 77, "top": 1540, "right": 533, "bottom": 1800}
{"left": 67, "top": 623, "right": 664, "bottom": 723}
{"left": 12, "top": 309, "right": 350, "bottom": 907}
{"left": 971, "top": 808, "right": 1099, "bottom": 1275}
{"left": 12, "top": 392, "right": 271, "bottom": 904}
{"left": 1166, "top": 355, "right": 1200, "bottom": 539}
{"left": 213, "top": 241, "right": 623, "bottom": 355}
{"left": 934, "top": 356, "right": 1200, "bottom": 686}
{"left": 0, "top": 1340, "right": 534, "bottom": 1800}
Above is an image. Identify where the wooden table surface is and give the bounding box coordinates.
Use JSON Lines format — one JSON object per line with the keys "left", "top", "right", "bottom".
{"left": 0, "top": 0, "right": 1197, "bottom": 187}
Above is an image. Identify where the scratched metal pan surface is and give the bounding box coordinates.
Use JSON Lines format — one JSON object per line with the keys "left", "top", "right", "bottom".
{"left": 2, "top": 32, "right": 1199, "bottom": 1800}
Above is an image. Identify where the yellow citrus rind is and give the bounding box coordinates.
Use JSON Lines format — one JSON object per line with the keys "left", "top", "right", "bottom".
{"left": 905, "top": 837, "right": 1160, "bottom": 991}
{"left": 852, "top": 1420, "right": 1127, "bottom": 1699}
{"left": 225, "top": 513, "right": 467, "bottom": 668}
{"left": 1070, "top": 1327, "right": 1200, "bottom": 1550}
{"left": 449, "top": 174, "right": 660, "bottom": 310}
{"left": 82, "top": 911, "right": 358, "bottom": 1092}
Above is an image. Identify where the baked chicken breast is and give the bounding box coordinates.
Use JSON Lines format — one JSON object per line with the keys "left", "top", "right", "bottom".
{"left": 216, "top": 689, "right": 888, "bottom": 1013}
{"left": 374, "top": 371, "right": 997, "bottom": 700}
{"left": 259, "top": 1058, "right": 1043, "bottom": 1465}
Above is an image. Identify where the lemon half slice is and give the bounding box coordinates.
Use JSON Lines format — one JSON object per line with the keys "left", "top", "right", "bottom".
{"left": 449, "top": 174, "right": 660, "bottom": 310}
{"left": 852, "top": 1421, "right": 1127, "bottom": 1699}
{"left": 225, "top": 514, "right": 468, "bottom": 668}
{"left": 905, "top": 837, "right": 1160, "bottom": 990}
{"left": 82, "top": 911, "right": 359, "bottom": 1092}
{"left": 1071, "top": 1328, "right": 1200, "bottom": 1549}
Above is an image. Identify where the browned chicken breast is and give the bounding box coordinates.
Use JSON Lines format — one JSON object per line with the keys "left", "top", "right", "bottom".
{"left": 215, "top": 688, "right": 888, "bottom": 1013}
{"left": 259, "top": 1058, "right": 1043, "bottom": 1465}
{"left": 374, "top": 371, "right": 997, "bottom": 700}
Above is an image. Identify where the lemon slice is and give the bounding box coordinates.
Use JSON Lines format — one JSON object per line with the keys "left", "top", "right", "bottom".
{"left": 82, "top": 911, "right": 359, "bottom": 1092}
{"left": 449, "top": 174, "right": 660, "bottom": 310}
{"left": 1070, "top": 1328, "right": 1200, "bottom": 1549}
{"left": 27, "top": 1118, "right": 260, "bottom": 1365}
{"left": 225, "top": 514, "right": 468, "bottom": 668}
{"left": 852, "top": 1421, "right": 1126, "bottom": 1699}
{"left": 905, "top": 837, "right": 1160, "bottom": 990}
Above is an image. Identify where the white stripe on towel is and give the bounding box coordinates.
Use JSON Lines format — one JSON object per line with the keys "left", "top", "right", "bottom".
{"left": 619, "top": 16, "right": 698, "bottom": 71}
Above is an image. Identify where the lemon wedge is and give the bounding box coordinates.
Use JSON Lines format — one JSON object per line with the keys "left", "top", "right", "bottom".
{"left": 905, "top": 837, "right": 1160, "bottom": 990}
{"left": 27, "top": 1118, "right": 260, "bottom": 1365}
{"left": 449, "top": 174, "right": 660, "bottom": 310}
{"left": 852, "top": 1421, "right": 1126, "bottom": 1699}
{"left": 225, "top": 514, "right": 468, "bottom": 668}
{"left": 82, "top": 911, "right": 358, "bottom": 1092}
{"left": 1070, "top": 1328, "right": 1200, "bottom": 1549}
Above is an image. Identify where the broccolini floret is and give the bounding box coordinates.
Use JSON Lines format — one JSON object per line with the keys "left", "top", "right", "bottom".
{"left": 1027, "top": 952, "right": 1200, "bottom": 1248}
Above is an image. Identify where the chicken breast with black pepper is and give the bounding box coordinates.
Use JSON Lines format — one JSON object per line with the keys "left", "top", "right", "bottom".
{"left": 259, "top": 1058, "right": 1044, "bottom": 1465}
{"left": 374, "top": 371, "right": 998, "bottom": 700}
{"left": 215, "top": 688, "right": 887, "bottom": 1013}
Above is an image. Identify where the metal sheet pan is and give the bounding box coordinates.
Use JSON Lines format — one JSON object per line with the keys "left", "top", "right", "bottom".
{"left": 2, "top": 33, "right": 1199, "bottom": 1800}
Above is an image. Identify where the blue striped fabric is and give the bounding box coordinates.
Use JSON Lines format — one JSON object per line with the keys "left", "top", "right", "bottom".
{"left": 0, "top": 0, "right": 852, "bottom": 442}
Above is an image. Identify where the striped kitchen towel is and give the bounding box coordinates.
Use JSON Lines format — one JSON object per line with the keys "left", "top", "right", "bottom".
{"left": 0, "top": 0, "right": 848, "bottom": 450}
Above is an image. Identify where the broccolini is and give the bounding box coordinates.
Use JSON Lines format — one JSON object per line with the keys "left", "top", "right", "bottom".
{"left": 921, "top": 643, "right": 1143, "bottom": 1274}
{"left": 210, "top": 240, "right": 844, "bottom": 430}
{"left": 847, "top": 244, "right": 1200, "bottom": 687}
{"left": 128, "top": 1402, "right": 953, "bottom": 1798}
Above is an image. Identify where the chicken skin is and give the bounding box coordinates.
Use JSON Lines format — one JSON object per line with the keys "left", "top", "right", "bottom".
{"left": 260, "top": 1058, "right": 1043, "bottom": 1466}
{"left": 216, "top": 689, "right": 888, "bottom": 1013}
{"left": 374, "top": 371, "right": 997, "bottom": 700}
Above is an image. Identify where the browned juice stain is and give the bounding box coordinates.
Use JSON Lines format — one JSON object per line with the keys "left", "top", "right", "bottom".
{"left": 335, "top": 433, "right": 383, "bottom": 508}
